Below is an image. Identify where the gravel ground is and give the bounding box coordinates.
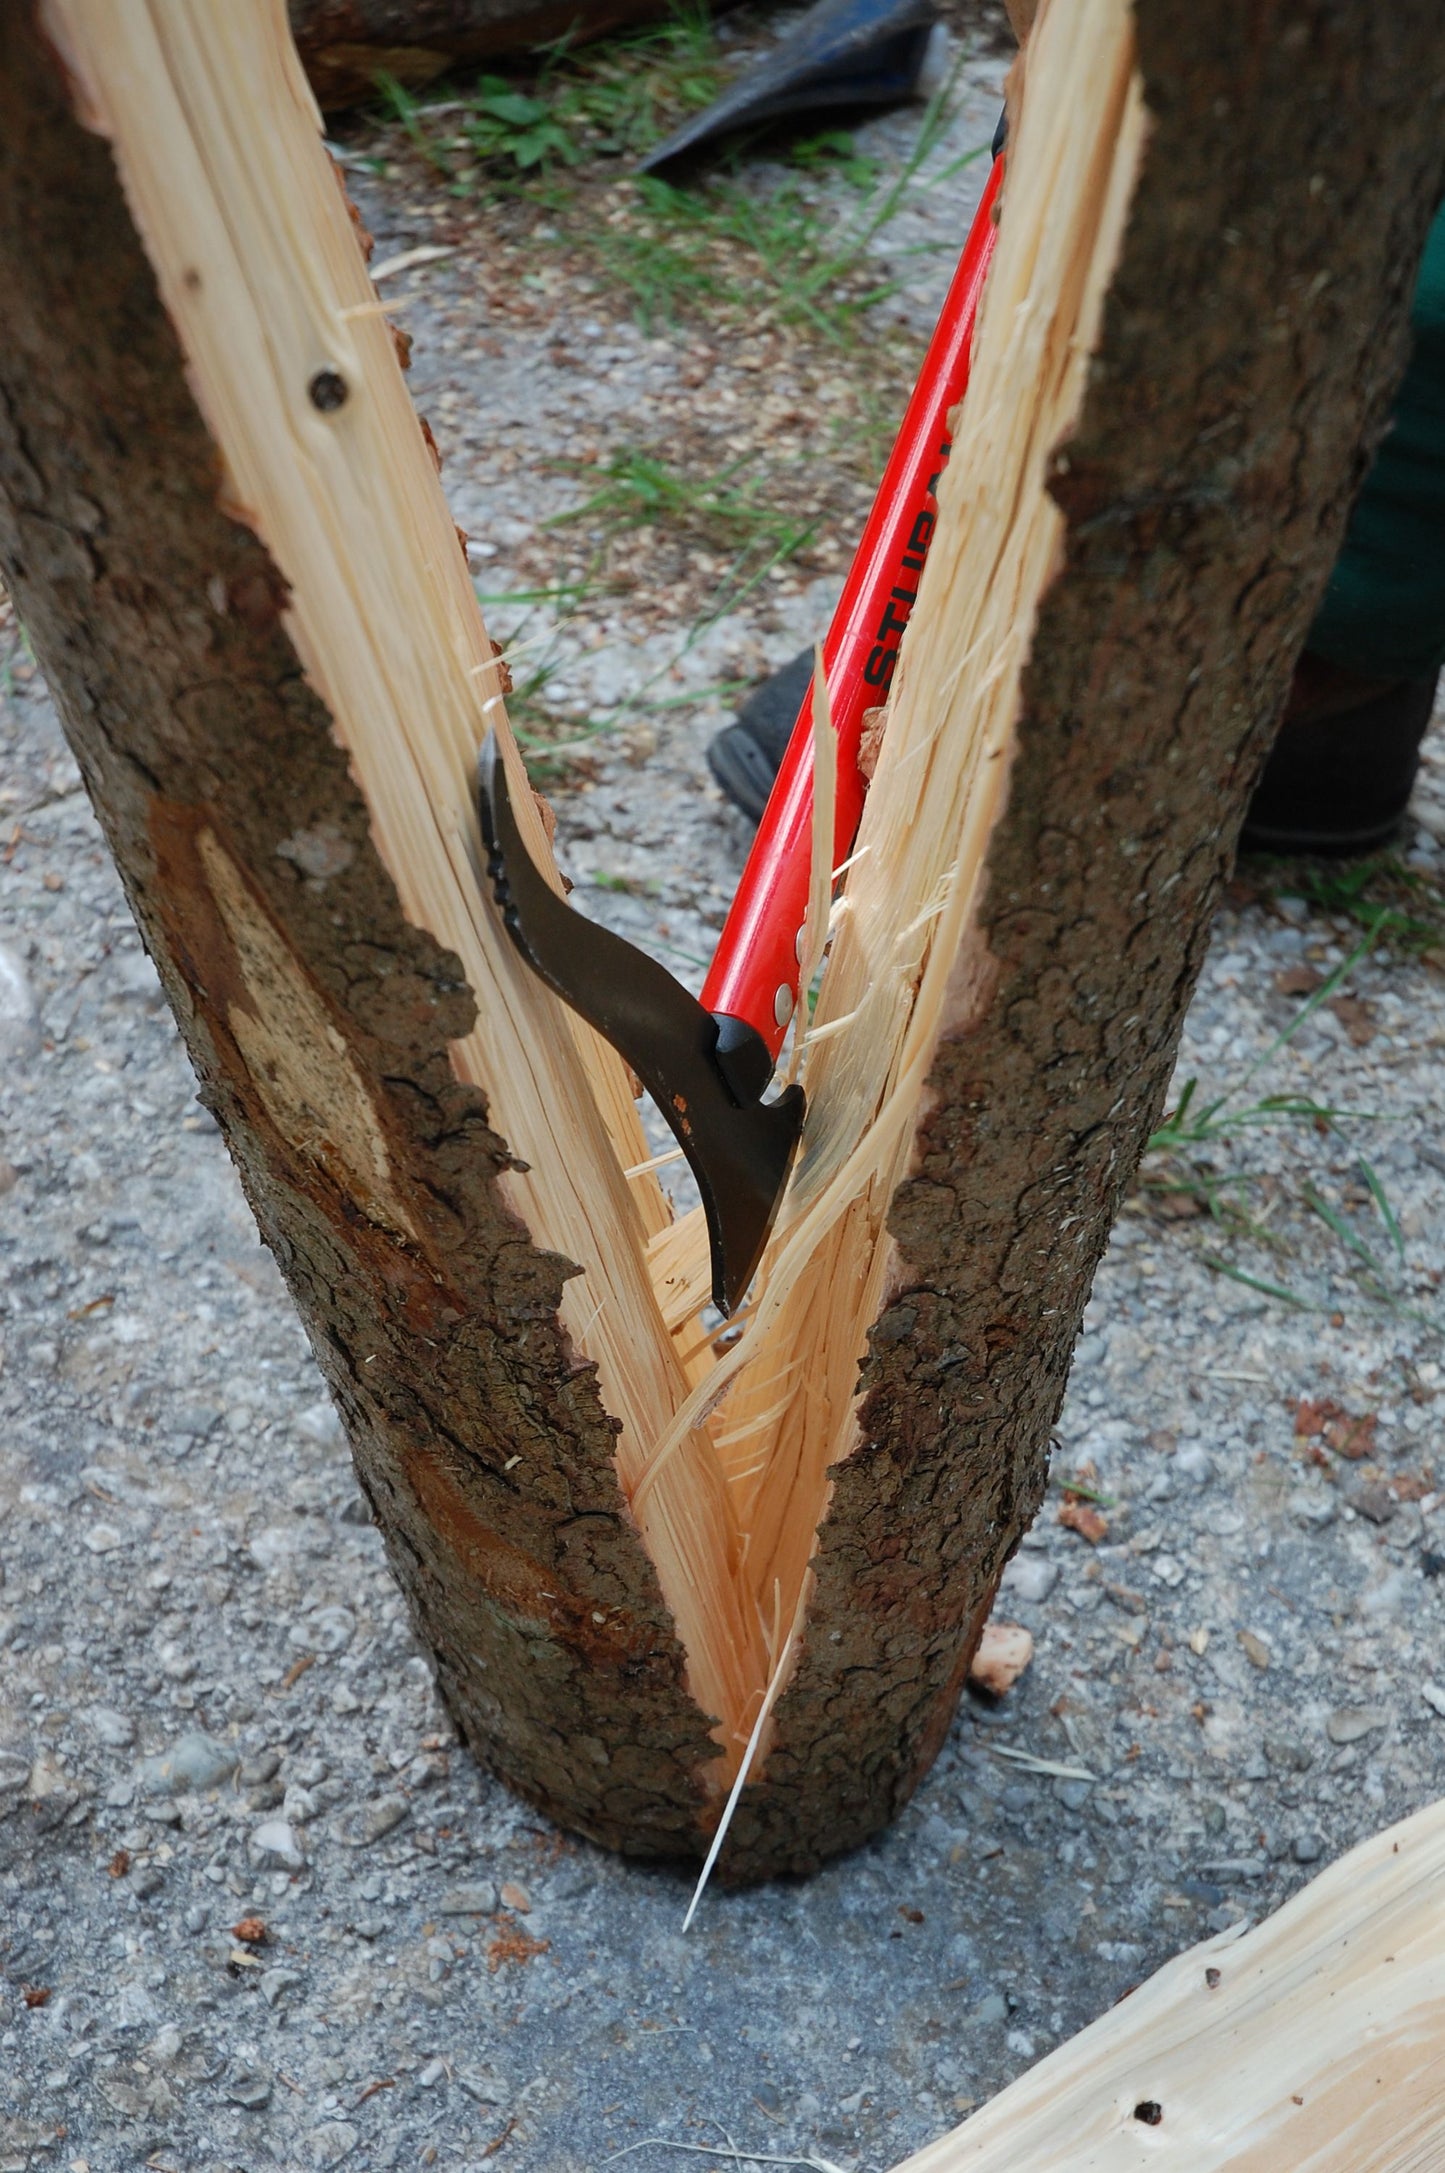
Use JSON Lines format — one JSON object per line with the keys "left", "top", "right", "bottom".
{"left": 4, "top": 18, "right": 1445, "bottom": 2172}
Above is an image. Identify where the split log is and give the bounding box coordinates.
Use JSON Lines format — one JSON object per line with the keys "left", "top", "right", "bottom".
{"left": 0, "top": 0, "right": 1442, "bottom": 1880}
{"left": 288, "top": 0, "right": 676, "bottom": 107}
{"left": 893, "top": 1796, "right": 1445, "bottom": 2171}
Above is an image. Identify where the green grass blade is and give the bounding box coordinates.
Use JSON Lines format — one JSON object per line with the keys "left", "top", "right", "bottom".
{"left": 1358, "top": 1157, "right": 1406, "bottom": 1263}
{"left": 1199, "top": 1253, "right": 1321, "bottom": 1309}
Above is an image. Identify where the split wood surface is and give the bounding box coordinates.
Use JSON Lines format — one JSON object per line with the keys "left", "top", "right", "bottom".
{"left": 2, "top": 0, "right": 1444, "bottom": 1873}
{"left": 894, "top": 1796, "right": 1445, "bottom": 2173}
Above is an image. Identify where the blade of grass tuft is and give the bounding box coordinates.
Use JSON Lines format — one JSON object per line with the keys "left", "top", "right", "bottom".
{"left": 1199, "top": 1253, "right": 1324, "bottom": 1310}
{"left": 1358, "top": 1157, "right": 1407, "bottom": 1263}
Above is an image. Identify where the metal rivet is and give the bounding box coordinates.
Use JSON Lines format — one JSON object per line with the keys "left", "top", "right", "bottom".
{"left": 308, "top": 368, "right": 348, "bottom": 413}
{"left": 773, "top": 984, "right": 794, "bottom": 1028}
{"left": 794, "top": 917, "right": 808, "bottom": 963}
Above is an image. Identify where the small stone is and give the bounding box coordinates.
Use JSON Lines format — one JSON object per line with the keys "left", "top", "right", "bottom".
{"left": 969, "top": 1622, "right": 1034, "bottom": 1697}
{"left": 1058, "top": 1499, "right": 1109, "bottom": 1543}
{"left": 1149, "top": 1554, "right": 1186, "bottom": 1588}
{"left": 1292, "top": 1833, "right": 1324, "bottom": 1864}
{"left": 1291, "top": 1493, "right": 1337, "bottom": 1530}
{"left": 0, "top": 1753, "right": 29, "bottom": 1795}
{"left": 310, "top": 2120, "right": 360, "bottom": 2167}
{"left": 150, "top": 2023, "right": 185, "bottom": 2063}
{"left": 172, "top": 1403, "right": 221, "bottom": 1440}
{"left": 26, "top": 1752, "right": 74, "bottom": 1800}
{"left": 349, "top": 1794, "right": 409, "bottom": 1847}
{"left": 99, "top": 2079, "right": 151, "bottom": 2119}
{"left": 0, "top": 942, "right": 40, "bottom": 1061}
{"left": 458, "top": 2072, "right": 508, "bottom": 2105}
{"left": 296, "top": 1399, "right": 344, "bottom": 1450}
{"left": 969, "top": 1992, "right": 1008, "bottom": 2026}
{"left": 1421, "top": 1683, "right": 1445, "bottom": 1718}
{"left": 247, "top": 1526, "right": 301, "bottom": 1573}
{"left": 226, "top": 2068, "right": 273, "bottom": 2110}
{"left": 82, "top": 1523, "right": 126, "bottom": 1555}
{"left": 128, "top": 1866, "right": 164, "bottom": 1900}
{"left": 1263, "top": 1736, "right": 1313, "bottom": 1773}
{"left": 136, "top": 1731, "right": 237, "bottom": 1795}
{"left": 249, "top": 1819, "right": 305, "bottom": 1872}
{"left": 240, "top": 1751, "right": 282, "bottom": 1786}
{"left": 1175, "top": 1444, "right": 1214, "bottom": 1486}
{"left": 84, "top": 1706, "right": 135, "bottom": 1749}
{"left": 1360, "top": 1572, "right": 1411, "bottom": 1621}
{"left": 1000, "top": 1554, "right": 1059, "bottom": 1604}
{"left": 499, "top": 1880, "right": 532, "bottom": 1914}
{"left": 293, "top": 1605, "right": 354, "bottom": 1654}
{"left": 418, "top": 2057, "right": 447, "bottom": 2087}
{"left": 1055, "top": 1778, "right": 1092, "bottom": 1810}
{"left": 1238, "top": 1629, "right": 1271, "bottom": 1671}
{"left": 1353, "top": 1481, "right": 1396, "bottom": 1526}
{"left": 1326, "top": 1706, "right": 1388, "bottom": 1746}
{"left": 259, "top": 1967, "right": 304, "bottom": 2007}
{"left": 158, "top": 1641, "right": 197, "bottom": 1682}
{"left": 436, "top": 1882, "right": 499, "bottom": 1917}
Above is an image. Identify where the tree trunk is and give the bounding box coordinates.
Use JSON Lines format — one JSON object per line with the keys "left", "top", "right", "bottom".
{"left": 288, "top": 0, "right": 681, "bottom": 107}
{"left": 1, "top": 0, "right": 1442, "bottom": 1883}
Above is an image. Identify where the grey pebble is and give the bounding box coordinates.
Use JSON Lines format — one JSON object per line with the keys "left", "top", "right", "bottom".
{"left": 1292, "top": 1834, "right": 1325, "bottom": 1864}
{"left": 225, "top": 2069, "right": 273, "bottom": 2110}
{"left": 309, "top": 2119, "right": 361, "bottom": 2167}
{"left": 1352, "top": 1482, "right": 1396, "bottom": 1527}
{"left": 1000, "top": 1555, "right": 1059, "bottom": 1604}
{"left": 292, "top": 1604, "right": 355, "bottom": 1654}
{"left": 457, "top": 2072, "right": 508, "bottom": 2106}
{"left": 1326, "top": 1707, "right": 1388, "bottom": 1745}
{"left": 135, "top": 1730, "right": 237, "bottom": 1795}
{"left": 260, "top": 1966, "right": 304, "bottom": 2006}
{"left": 1292, "top": 1493, "right": 1338, "bottom": 1530}
{"left": 0, "top": 941, "right": 40, "bottom": 1060}
{"left": 128, "top": 1866, "right": 164, "bottom": 1899}
{"left": 347, "top": 1793, "right": 409, "bottom": 1847}
{"left": 240, "top": 1750, "right": 282, "bottom": 1785}
{"left": 248, "top": 1818, "right": 305, "bottom": 1871}
{"left": 436, "top": 1881, "right": 499, "bottom": 1917}
{"left": 85, "top": 1705, "right": 136, "bottom": 1750}
{"left": 296, "top": 1399, "right": 345, "bottom": 1450}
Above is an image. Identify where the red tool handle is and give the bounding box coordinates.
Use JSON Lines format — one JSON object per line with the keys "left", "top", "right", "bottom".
{"left": 701, "top": 153, "right": 1003, "bottom": 1063}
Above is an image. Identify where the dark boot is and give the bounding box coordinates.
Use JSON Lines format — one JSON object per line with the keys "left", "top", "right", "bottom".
{"left": 706, "top": 648, "right": 814, "bottom": 823}
{"left": 1239, "top": 657, "right": 1439, "bottom": 856}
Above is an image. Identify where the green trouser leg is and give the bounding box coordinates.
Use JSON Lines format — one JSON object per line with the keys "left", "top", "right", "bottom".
{"left": 1308, "top": 203, "right": 1445, "bottom": 684}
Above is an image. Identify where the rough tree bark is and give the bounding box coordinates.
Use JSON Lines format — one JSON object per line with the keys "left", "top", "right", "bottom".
{"left": 1, "top": 1, "right": 1443, "bottom": 1881}
{"left": 288, "top": 0, "right": 678, "bottom": 106}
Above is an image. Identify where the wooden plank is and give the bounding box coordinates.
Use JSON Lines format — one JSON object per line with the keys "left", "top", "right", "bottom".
{"left": 896, "top": 1798, "right": 1445, "bottom": 2172}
